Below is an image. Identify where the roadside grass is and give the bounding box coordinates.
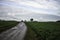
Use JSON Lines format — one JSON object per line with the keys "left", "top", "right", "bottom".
{"left": 0, "top": 20, "right": 19, "bottom": 33}
{"left": 24, "top": 23, "right": 38, "bottom": 40}
{"left": 25, "top": 22, "right": 60, "bottom": 40}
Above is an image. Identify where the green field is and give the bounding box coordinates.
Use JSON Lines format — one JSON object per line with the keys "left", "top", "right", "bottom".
{"left": 25, "top": 22, "right": 60, "bottom": 40}
{"left": 0, "top": 20, "right": 19, "bottom": 33}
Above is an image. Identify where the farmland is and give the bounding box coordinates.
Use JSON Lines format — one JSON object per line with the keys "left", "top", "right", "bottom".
{"left": 0, "top": 20, "right": 19, "bottom": 33}
{"left": 25, "top": 22, "right": 60, "bottom": 40}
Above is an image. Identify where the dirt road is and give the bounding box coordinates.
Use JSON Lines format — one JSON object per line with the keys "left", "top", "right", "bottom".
{"left": 0, "top": 22, "right": 27, "bottom": 40}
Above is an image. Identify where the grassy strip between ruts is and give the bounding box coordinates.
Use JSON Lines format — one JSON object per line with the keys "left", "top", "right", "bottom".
{"left": 25, "top": 22, "right": 60, "bottom": 40}
{"left": 0, "top": 20, "right": 19, "bottom": 33}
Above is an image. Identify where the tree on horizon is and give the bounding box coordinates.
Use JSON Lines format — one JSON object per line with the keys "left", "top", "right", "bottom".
{"left": 30, "top": 18, "right": 33, "bottom": 22}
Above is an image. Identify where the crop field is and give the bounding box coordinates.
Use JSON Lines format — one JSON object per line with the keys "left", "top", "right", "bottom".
{"left": 25, "top": 22, "right": 60, "bottom": 40}
{"left": 0, "top": 20, "right": 19, "bottom": 33}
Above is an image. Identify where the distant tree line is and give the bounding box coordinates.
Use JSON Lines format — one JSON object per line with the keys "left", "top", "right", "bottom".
{"left": 56, "top": 20, "right": 60, "bottom": 22}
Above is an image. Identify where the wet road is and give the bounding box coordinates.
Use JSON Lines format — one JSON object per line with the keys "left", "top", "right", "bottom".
{"left": 0, "top": 22, "right": 27, "bottom": 40}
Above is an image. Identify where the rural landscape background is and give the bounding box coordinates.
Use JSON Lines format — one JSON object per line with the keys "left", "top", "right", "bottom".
{"left": 0, "top": 0, "right": 60, "bottom": 40}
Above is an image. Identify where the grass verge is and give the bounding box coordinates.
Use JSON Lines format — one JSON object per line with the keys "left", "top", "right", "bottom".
{"left": 0, "top": 20, "right": 19, "bottom": 33}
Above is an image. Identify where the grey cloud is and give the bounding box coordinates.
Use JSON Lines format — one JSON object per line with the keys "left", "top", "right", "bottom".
{"left": 0, "top": 0, "right": 60, "bottom": 21}
{"left": 54, "top": 0, "right": 60, "bottom": 2}
{"left": 14, "top": 13, "right": 60, "bottom": 21}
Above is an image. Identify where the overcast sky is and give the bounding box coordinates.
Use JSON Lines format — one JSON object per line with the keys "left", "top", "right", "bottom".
{"left": 0, "top": 0, "right": 60, "bottom": 21}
